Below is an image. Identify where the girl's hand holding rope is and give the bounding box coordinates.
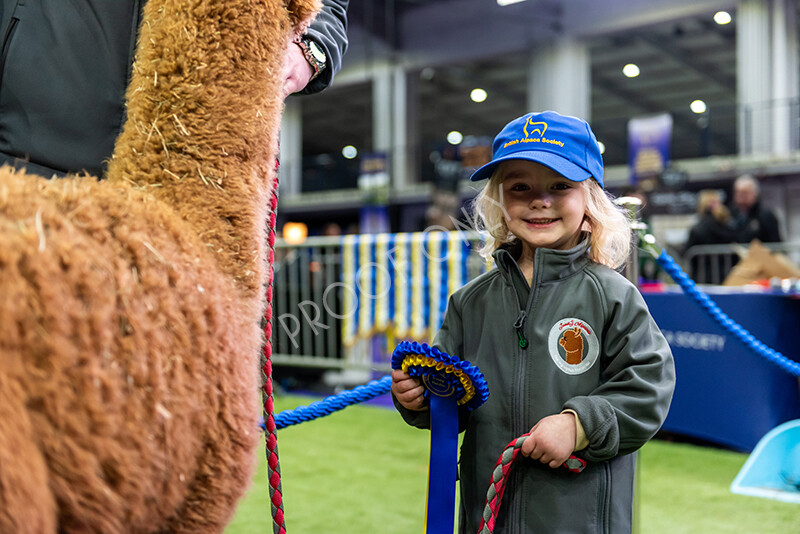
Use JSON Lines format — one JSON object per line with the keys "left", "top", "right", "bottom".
{"left": 520, "top": 412, "right": 578, "bottom": 469}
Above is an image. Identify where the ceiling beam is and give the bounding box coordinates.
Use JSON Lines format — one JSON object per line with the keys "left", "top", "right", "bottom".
{"left": 592, "top": 74, "right": 667, "bottom": 114}
{"left": 592, "top": 77, "right": 737, "bottom": 154}
{"left": 632, "top": 31, "right": 736, "bottom": 92}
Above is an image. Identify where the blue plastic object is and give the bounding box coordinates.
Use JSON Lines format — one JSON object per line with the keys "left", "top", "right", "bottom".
{"left": 730, "top": 419, "right": 800, "bottom": 503}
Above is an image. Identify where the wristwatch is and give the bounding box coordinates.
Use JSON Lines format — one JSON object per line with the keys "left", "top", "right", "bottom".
{"left": 296, "top": 37, "right": 327, "bottom": 81}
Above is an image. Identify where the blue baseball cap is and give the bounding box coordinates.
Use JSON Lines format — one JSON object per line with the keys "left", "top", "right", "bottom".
{"left": 469, "top": 110, "right": 604, "bottom": 188}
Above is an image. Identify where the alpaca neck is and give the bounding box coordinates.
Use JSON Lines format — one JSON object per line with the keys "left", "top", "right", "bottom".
{"left": 107, "top": 1, "right": 291, "bottom": 297}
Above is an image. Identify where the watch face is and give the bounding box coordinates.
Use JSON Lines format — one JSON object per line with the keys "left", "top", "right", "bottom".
{"left": 309, "top": 41, "right": 326, "bottom": 63}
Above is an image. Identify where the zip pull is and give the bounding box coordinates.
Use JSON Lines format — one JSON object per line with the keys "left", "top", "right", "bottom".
{"left": 513, "top": 310, "right": 528, "bottom": 349}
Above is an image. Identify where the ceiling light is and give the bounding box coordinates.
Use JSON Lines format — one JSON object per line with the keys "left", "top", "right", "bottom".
{"left": 714, "top": 11, "right": 732, "bottom": 25}
{"left": 497, "top": 0, "right": 528, "bottom": 5}
{"left": 690, "top": 100, "right": 707, "bottom": 114}
{"left": 470, "top": 88, "right": 488, "bottom": 103}
{"left": 623, "top": 64, "right": 640, "bottom": 78}
{"left": 447, "top": 131, "right": 463, "bottom": 145}
{"left": 342, "top": 145, "right": 358, "bottom": 159}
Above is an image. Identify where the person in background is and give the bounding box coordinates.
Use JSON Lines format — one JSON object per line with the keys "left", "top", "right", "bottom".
{"left": 0, "top": 0, "right": 348, "bottom": 178}
{"left": 321, "top": 221, "right": 343, "bottom": 236}
{"left": 392, "top": 111, "right": 675, "bottom": 533}
{"left": 684, "top": 189, "right": 737, "bottom": 284}
{"left": 731, "top": 174, "right": 782, "bottom": 244}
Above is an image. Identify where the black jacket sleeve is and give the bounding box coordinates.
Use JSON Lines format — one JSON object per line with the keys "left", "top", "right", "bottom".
{"left": 300, "top": 0, "right": 348, "bottom": 94}
{"left": 760, "top": 209, "right": 782, "bottom": 243}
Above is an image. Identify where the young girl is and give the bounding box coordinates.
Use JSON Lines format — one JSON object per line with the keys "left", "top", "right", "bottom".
{"left": 392, "top": 111, "right": 675, "bottom": 533}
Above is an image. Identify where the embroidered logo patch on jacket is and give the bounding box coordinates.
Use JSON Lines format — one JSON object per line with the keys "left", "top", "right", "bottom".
{"left": 548, "top": 318, "right": 599, "bottom": 375}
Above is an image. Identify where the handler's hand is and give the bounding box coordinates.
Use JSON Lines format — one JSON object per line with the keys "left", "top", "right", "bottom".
{"left": 520, "top": 413, "right": 577, "bottom": 468}
{"left": 391, "top": 370, "right": 428, "bottom": 411}
{"left": 282, "top": 40, "right": 314, "bottom": 98}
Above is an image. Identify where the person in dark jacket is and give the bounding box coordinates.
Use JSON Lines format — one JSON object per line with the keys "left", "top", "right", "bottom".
{"left": 731, "top": 174, "right": 782, "bottom": 244}
{"left": 684, "top": 189, "right": 737, "bottom": 284}
{"left": 0, "top": 0, "right": 348, "bottom": 178}
{"left": 392, "top": 111, "right": 675, "bottom": 533}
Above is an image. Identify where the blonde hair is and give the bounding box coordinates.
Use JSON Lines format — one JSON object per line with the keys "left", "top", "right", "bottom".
{"left": 473, "top": 165, "right": 631, "bottom": 269}
{"left": 696, "top": 189, "right": 731, "bottom": 224}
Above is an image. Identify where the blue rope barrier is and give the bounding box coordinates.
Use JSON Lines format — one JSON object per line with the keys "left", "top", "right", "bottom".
{"left": 656, "top": 248, "right": 800, "bottom": 378}
{"left": 272, "top": 375, "right": 393, "bottom": 430}
{"left": 266, "top": 238, "right": 800, "bottom": 434}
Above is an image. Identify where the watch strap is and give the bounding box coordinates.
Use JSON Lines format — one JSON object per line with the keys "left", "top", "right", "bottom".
{"left": 296, "top": 38, "right": 326, "bottom": 82}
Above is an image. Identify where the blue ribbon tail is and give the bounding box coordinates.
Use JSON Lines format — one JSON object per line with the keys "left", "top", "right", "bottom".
{"left": 425, "top": 394, "right": 459, "bottom": 534}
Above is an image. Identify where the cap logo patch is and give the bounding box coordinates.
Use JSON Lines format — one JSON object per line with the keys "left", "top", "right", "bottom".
{"left": 524, "top": 118, "right": 547, "bottom": 138}
{"left": 503, "top": 116, "right": 565, "bottom": 150}
{"left": 547, "top": 318, "right": 599, "bottom": 375}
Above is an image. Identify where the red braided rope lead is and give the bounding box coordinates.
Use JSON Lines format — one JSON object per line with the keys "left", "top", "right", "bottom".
{"left": 478, "top": 433, "right": 587, "bottom": 533}
{"left": 262, "top": 165, "right": 286, "bottom": 534}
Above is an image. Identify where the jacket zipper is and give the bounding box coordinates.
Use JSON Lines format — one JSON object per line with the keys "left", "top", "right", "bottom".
{"left": 513, "top": 309, "right": 528, "bottom": 349}
{"left": 510, "top": 321, "right": 526, "bottom": 534}
{"left": 0, "top": 17, "right": 19, "bottom": 89}
{"left": 511, "top": 306, "right": 529, "bottom": 532}
{"left": 508, "top": 253, "right": 538, "bottom": 533}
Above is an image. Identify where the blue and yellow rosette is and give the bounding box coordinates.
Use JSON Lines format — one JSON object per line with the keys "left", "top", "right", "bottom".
{"left": 391, "top": 341, "right": 489, "bottom": 534}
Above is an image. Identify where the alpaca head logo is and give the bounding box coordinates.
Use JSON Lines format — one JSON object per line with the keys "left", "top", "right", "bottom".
{"left": 548, "top": 318, "right": 600, "bottom": 375}
{"left": 558, "top": 327, "right": 585, "bottom": 365}
{"left": 524, "top": 117, "right": 547, "bottom": 138}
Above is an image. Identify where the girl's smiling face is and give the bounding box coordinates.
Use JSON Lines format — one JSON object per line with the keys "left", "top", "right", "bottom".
{"left": 499, "top": 160, "right": 588, "bottom": 255}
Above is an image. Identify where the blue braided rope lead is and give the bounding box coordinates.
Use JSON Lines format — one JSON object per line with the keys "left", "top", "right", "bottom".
{"left": 656, "top": 249, "right": 800, "bottom": 377}
{"left": 273, "top": 376, "right": 393, "bottom": 429}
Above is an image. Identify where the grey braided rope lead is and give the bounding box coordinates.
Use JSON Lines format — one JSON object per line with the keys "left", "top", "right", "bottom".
{"left": 478, "top": 434, "right": 587, "bottom": 533}
{"left": 479, "top": 435, "right": 527, "bottom": 534}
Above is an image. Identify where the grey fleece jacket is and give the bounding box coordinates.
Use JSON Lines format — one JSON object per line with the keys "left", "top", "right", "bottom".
{"left": 395, "top": 240, "right": 675, "bottom": 534}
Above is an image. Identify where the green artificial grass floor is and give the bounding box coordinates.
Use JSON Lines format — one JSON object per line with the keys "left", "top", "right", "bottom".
{"left": 226, "top": 395, "right": 800, "bottom": 533}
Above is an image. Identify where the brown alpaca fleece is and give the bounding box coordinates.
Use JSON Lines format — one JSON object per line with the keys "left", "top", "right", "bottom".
{"left": 0, "top": 0, "right": 320, "bottom": 532}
